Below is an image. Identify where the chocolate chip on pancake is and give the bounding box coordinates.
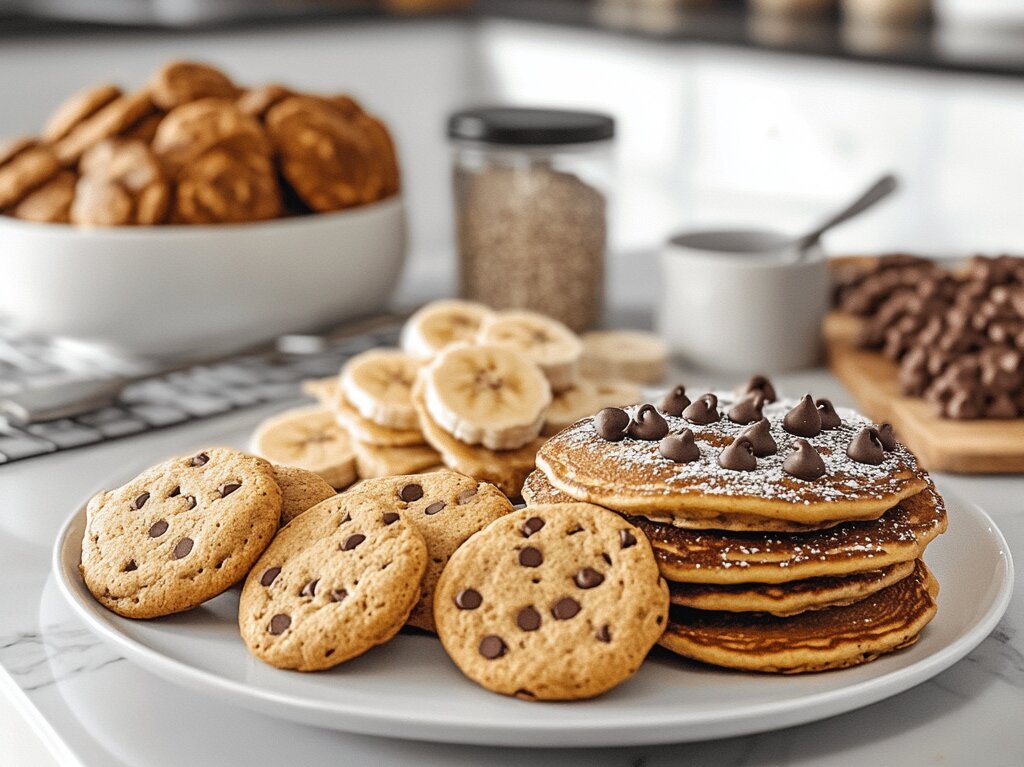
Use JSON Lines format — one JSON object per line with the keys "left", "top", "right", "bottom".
{"left": 627, "top": 404, "right": 669, "bottom": 441}
{"left": 815, "top": 398, "right": 843, "bottom": 430}
{"left": 738, "top": 417, "right": 778, "bottom": 457}
{"left": 848, "top": 426, "right": 885, "bottom": 465}
{"left": 660, "top": 385, "right": 691, "bottom": 417}
{"left": 728, "top": 393, "right": 764, "bottom": 425}
{"left": 783, "top": 394, "right": 822, "bottom": 438}
{"left": 783, "top": 439, "right": 827, "bottom": 481}
{"left": 594, "top": 407, "right": 630, "bottom": 442}
{"left": 683, "top": 393, "right": 720, "bottom": 425}
{"left": 719, "top": 436, "right": 757, "bottom": 472}
{"left": 659, "top": 429, "right": 700, "bottom": 463}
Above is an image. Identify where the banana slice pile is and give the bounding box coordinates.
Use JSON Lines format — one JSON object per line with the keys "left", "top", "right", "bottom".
{"left": 255, "top": 300, "right": 661, "bottom": 497}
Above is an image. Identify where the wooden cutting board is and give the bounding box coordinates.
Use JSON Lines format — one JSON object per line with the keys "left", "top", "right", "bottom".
{"left": 823, "top": 311, "right": 1024, "bottom": 474}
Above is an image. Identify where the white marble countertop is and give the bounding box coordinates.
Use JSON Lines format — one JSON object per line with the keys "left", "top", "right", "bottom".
{"left": 1, "top": 363, "right": 1022, "bottom": 767}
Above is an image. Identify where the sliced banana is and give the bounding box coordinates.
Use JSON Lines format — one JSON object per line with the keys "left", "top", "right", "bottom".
{"left": 477, "top": 310, "right": 582, "bottom": 392}
{"left": 301, "top": 376, "right": 339, "bottom": 407}
{"left": 421, "top": 343, "right": 551, "bottom": 450}
{"left": 339, "top": 348, "right": 422, "bottom": 430}
{"left": 543, "top": 378, "right": 601, "bottom": 436}
{"left": 400, "top": 299, "right": 493, "bottom": 359}
{"left": 580, "top": 330, "right": 668, "bottom": 385}
{"left": 251, "top": 406, "right": 357, "bottom": 490}
{"left": 591, "top": 378, "right": 644, "bottom": 409}
{"left": 333, "top": 393, "right": 426, "bottom": 447}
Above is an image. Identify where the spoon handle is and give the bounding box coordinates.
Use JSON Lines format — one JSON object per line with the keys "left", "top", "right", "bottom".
{"left": 797, "top": 173, "right": 899, "bottom": 253}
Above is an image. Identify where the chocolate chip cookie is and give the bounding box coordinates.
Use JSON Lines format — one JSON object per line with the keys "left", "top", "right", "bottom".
{"left": 343, "top": 471, "right": 512, "bottom": 632}
{"left": 271, "top": 464, "right": 336, "bottom": 527}
{"left": 80, "top": 448, "right": 282, "bottom": 619}
{"left": 434, "top": 503, "right": 668, "bottom": 700}
{"left": 239, "top": 494, "right": 427, "bottom": 671}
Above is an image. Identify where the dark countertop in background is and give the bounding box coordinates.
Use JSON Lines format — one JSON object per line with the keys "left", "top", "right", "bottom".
{"left": 3, "top": 0, "right": 1024, "bottom": 80}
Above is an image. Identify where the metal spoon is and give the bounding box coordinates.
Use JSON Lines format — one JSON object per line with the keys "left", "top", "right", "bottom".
{"left": 789, "top": 173, "right": 899, "bottom": 260}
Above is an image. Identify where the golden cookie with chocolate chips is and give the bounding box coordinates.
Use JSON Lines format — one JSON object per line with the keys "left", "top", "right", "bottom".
{"left": 434, "top": 503, "right": 668, "bottom": 700}
{"left": 0, "top": 140, "right": 60, "bottom": 209}
{"left": 239, "top": 493, "right": 427, "bottom": 671}
{"left": 42, "top": 83, "right": 122, "bottom": 143}
{"left": 11, "top": 170, "right": 76, "bottom": 223}
{"left": 80, "top": 448, "right": 282, "bottom": 619}
{"left": 344, "top": 471, "right": 513, "bottom": 632}
{"left": 71, "top": 138, "right": 170, "bottom": 226}
{"left": 237, "top": 83, "right": 294, "bottom": 119}
{"left": 171, "top": 148, "right": 281, "bottom": 224}
{"left": 271, "top": 464, "right": 336, "bottom": 527}
{"left": 152, "top": 97, "right": 271, "bottom": 175}
{"left": 53, "top": 89, "right": 155, "bottom": 166}
{"left": 265, "top": 95, "right": 378, "bottom": 212}
{"left": 150, "top": 60, "right": 240, "bottom": 110}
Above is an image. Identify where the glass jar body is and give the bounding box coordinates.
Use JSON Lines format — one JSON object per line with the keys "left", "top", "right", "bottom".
{"left": 451, "top": 140, "right": 611, "bottom": 332}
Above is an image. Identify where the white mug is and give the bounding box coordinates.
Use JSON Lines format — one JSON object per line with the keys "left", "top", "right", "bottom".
{"left": 657, "top": 228, "right": 830, "bottom": 373}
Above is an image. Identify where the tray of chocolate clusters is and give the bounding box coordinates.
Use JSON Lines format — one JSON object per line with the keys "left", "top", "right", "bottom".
{"left": 825, "top": 254, "right": 1024, "bottom": 473}
{"left": 49, "top": 304, "right": 1015, "bottom": 748}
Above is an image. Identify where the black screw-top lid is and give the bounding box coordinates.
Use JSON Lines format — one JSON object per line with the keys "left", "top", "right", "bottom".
{"left": 448, "top": 107, "right": 615, "bottom": 145}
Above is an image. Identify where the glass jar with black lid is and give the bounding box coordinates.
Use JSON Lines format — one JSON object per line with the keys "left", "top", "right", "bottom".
{"left": 448, "top": 107, "right": 615, "bottom": 332}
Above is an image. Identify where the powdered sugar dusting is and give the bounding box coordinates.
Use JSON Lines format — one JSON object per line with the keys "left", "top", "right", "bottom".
{"left": 540, "top": 394, "right": 922, "bottom": 506}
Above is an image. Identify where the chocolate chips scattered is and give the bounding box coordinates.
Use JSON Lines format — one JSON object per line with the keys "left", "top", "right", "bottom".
{"left": 619, "top": 529, "right": 636, "bottom": 549}
{"left": 424, "top": 501, "right": 446, "bottom": 515}
{"left": 594, "top": 407, "right": 630, "bottom": 442}
{"left": 847, "top": 426, "right": 886, "bottom": 465}
{"left": 260, "top": 567, "right": 281, "bottom": 587}
{"left": 457, "top": 487, "right": 478, "bottom": 504}
{"left": 219, "top": 482, "right": 241, "bottom": 497}
{"left": 738, "top": 417, "right": 778, "bottom": 457}
{"left": 627, "top": 403, "right": 669, "bottom": 441}
{"left": 268, "top": 613, "right": 291, "bottom": 635}
{"left": 399, "top": 483, "right": 423, "bottom": 502}
{"left": 521, "top": 517, "right": 545, "bottom": 537}
{"left": 782, "top": 439, "right": 827, "bottom": 481}
{"left": 518, "top": 546, "right": 543, "bottom": 567}
{"left": 718, "top": 436, "right": 757, "bottom": 472}
{"left": 148, "top": 519, "right": 168, "bottom": 538}
{"left": 132, "top": 492, "right": 150, "bottom": 510}
{"left": 683, "top": 393, "right": 720, "bottom": 425}
{"left": 551, "top": 597, "right": 581, "bottom": 620}
{"left": 816, "top": 398, "right": 842, "bottom": 429}
{"left": 330, "top": 588, "right": 348, "bottom": 603}
{"left": 300, "top": 579, "right": 319, "bottom": 598}
{"left": 456, "top": 588, "right": 482, "bottom": 609}
{"left": 659, "top": 429, "right": 700, "bottom": 463}
{"left": 742, "top": 374, "right": 777, "bottom": 403}
{"left": 727, "top": 393, "right": 764, "bottom": 425}
{"left": 595, "top": 624, "right": 612, "bottom": 643}
{"left": 574, "top": 567, "right": 604, "bottom": 589}
{"left": 190, "top": 452, "right": 209, "bottom": 467}
{"left": 382, "top": 512, "right": 400, "bottom": 525}
{"left": 782, "top": 394, "right": 822, "bottom": 438}
{"left": 840, "top": 254, "right": 1024, "bottom": 420}
{"left": 659, "top": 385, "right": 691, "bottom": 417}
{"left": 516, "top": 606, "right": 541, "bottom": 631}
{"left": 877, "top": 423, "right": 897, "bottom": 451}
{"left": 172, "top": 537, "right": 193, "bottom": 559}
{"left": 341, "top": 533, "right": 366, "bottom": 551}
{"left": 479, "top": 635, "right": 507, "bottom": 659}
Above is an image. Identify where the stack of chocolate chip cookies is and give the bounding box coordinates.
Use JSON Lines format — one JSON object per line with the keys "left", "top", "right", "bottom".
{"left": 288, "top": 299, "right": 658, "bottom": 497}
{"left": 527, "top": 376, "right": 947, "bottom": 673}
{"left": 0, "top": 59, "right": 399, "bottom": 225}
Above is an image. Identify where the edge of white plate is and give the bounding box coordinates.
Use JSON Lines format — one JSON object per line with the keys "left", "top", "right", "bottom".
{"left": 52, "top": 491, "right": 1014, "bottom": 748}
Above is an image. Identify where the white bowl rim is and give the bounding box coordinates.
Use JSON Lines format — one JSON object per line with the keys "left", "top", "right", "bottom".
{"left": 0, "top": 193, "right": 403, "bottom": 240}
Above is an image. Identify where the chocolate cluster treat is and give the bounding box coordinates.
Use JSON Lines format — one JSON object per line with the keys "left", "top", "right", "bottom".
{"left": 835, "top": 254, "right": 1024, "bottom": 419}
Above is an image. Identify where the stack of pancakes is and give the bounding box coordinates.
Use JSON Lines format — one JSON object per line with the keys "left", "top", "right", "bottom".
{"left": 524, "top": 389, "right": 946, "bottom": 674}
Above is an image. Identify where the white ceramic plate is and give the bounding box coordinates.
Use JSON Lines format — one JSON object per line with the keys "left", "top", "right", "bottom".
{"left": 53, "top": 484, "right": 1012, "bottom": 747}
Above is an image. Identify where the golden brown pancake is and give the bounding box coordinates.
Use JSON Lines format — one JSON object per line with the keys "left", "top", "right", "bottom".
{"left": 668, "top": 560, "right": 916, "bottom": 617}
{"left": 536, "top": 398, "right": 927, "bottom": 525}
{"left": 632, "top": 482, "right": 946, "bottom": 584}
{"left": 659, "top": 560, "right": 939, "bottom": 673}
{"left": 523, "top": 469, "right": 840, "bottom": 533}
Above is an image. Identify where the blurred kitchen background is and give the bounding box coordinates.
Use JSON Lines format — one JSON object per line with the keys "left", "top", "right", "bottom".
{"left": 3, "top": 0, "right": 1024, "bottom": 317}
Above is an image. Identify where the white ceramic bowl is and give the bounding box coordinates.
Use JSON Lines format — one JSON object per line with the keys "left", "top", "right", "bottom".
{"left": 0, "top": 196, "right": 406, "bottom": 361}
